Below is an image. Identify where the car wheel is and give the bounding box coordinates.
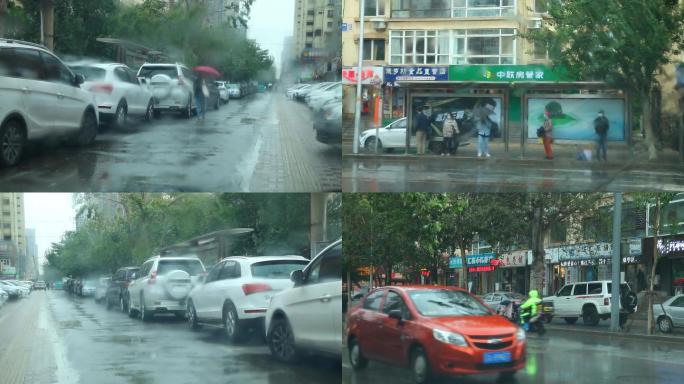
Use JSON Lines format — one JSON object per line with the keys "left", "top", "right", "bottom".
{"left": 144, "top": 99, "right": 154, "bottom": 122}
{"left": 621, "top": 291, "right": 638, "bottom": 312}
{"left": 184, "top": 97, "right": 193, "bottom": 118}
{"left": 411, "top": 347, "right": 431, "bottom": 384}
{"left": 658, "top": 316, "right": 673, "bottom": 333}
{"left": 564, "top": 317, "right": 578, "bottom": 325}
{"left": 364, "top": 137, "right": 382, "bottom": 153}
{"left": 73, "top": 109, "right": 97, "bottom": 146}
{"left": 113, "top": 101, "right": 128, "bottom": 130}
{"left": 128, "top": 299, "right": 138, "bottom": 318}
{"left": 0, "top": 119, "right": 26, "bottom": 167}
{"left": 140, "top": 294, "right": 153, "bottom": 322}
{"left": 349, "top": 337, "right": 369, "bottom": 370}
{"left": 582, "top": 306, "right": 599, "bottom": 326}
{"left": 187, "top": 301, "right": 201, "bottom": 330}
{"left": 268, "top": 317, "right": 300, "bottom": 363}
{"left": 223, "top": 302, "right": 244, "bottom": 343}
{"left": 214, "top": 97, "right": 220, "bottom": 110}
{"left": 119, "top": 295, "right": 127, "bottom": 313}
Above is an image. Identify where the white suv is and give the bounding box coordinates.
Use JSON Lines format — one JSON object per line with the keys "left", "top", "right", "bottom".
{"left": 186, "top": 255, "right": 309, "bottom": 342}
{"left": 127, "top": 255, "right": 206, "bottom": 321}
{"left": 137, "top": 63, "right": 195, "bottom": 118}
{"left": 547, "top": 280, "right": 638, "bottom": 326}
{"left": 265, "top": 239, "right": 342, "bottom": 362}
{"left": 0, "top": 39, "right": 98, "bottom": 166}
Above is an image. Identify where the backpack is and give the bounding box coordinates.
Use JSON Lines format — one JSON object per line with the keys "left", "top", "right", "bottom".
{"left": 536, "top": 126, "right": 545, "bottom": 138}
{"left": 595, "top": 116, "right": 609, "bottom": 135}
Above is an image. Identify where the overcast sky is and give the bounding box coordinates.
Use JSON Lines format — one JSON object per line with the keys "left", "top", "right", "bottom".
{"left": 247, "top": 0, "right": 294, "bottom": 77}
{"left": 24, "top": 194, "right": 75, "bottom": 273}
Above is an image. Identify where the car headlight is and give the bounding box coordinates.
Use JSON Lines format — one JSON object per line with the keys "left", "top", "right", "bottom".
{"left": 516, "top": 327, "right": 526, "bottom": 341}
{"left": 433, "top": 329, "right": 467, "bottom": 347}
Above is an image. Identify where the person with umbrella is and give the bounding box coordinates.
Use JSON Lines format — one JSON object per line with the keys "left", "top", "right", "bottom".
{"left": 192, "top": 66, "right": 220, "bottom": 123}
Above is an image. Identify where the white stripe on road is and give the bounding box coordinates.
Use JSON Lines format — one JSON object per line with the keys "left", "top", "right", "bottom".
{"left": 40, "top": 293, "right": 80, "bottom": 383}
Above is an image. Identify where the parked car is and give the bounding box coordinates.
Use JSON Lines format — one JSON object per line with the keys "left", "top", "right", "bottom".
{"left": 136, "top": 62, "right": 195, "bottom": 118}
{"left": 0, "top": 38, "right": 98, "bottom": 166}
{"left": 68, "top": 62, "right": 155, "bottom": 130}
{"left": 481, "top": 291, "right": 526, "bottom": 309}
{"left": 654, "top": 294, "right": 684, "bottom": 333}
{"left": 80, "top": 279, "right": 97, "bottom": 297}
{"left": 296, "top": 82, "right": 332, "bottom": 102}
{"left": 105, "top": 266, "right": 140, "bottom": 312}
{"left": 187, "top": 255, "right": 309, "bottom": 342}
{"left": 128, "top": 255, "right": 206, "bottom": 321}
{"left": 305, "top": 82, "right": 341, "bottom": 109}
{"left": 0, "top": 281, "right": 22, "bottom": 299}
{"left": 95, "top": 276, "right": 110, "bottom": 303}
{"left": 286, "top": 83, "right": 309, "bottom": 99}
{"left": 346, "top": 285, "right": 526, "bottom": 384}
{"left": 0, "top": 287, "right": 8, "bottom": 306}
{"left": 359, "top": 118, "right": 415, "bottom": 152}
{"left": 33, "top": 280, "right": 47, "bottom": 290}
{"left": 10, "top": 280, "right": 32, "bottom": 294}
{"left": 313, "top": 101, "right": 341, "bottom": 145}
{"left": 205, "top": 79, "right": 221, "bottom": 111}
{"left": 265, "top": 239, "right": 342, "bottom": 362}
{"left": 53, "top": 281, "right": 63, "bottom": 290}
{"left": 546, "top": 280, "right": 638, "bottom": 326}
{"left": 227, "top": 83, "right": 242, "bottom": 99}
{"left": 215, "top": 81, "right": 230, "bottom": 104}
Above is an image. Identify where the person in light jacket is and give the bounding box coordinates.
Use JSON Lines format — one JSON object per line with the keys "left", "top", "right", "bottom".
{"left": 441, "top": 113, "right": 459, "bottom": 156}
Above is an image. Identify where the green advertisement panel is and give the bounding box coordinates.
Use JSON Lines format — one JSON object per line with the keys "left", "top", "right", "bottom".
{"left": 449, "top": 65, "right": 573, "bottom": 82}
{"left": 526, "top": 98, "right": 626, "bottom": 141}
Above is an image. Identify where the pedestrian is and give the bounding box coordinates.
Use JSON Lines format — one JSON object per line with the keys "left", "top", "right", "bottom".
{"left": 543, "top": 111, "right": 554, "bottom": 160}
{"left": 476, "top": 104, "right": 494, "bottom": 157}
{"left": 594, "top": 110, "right": 609, "bottom": 161}
{"left": 441, "top": 113, "right": 459, "bottom": 156}
{"left": 193, "top": 75, "right": 208, "bottom": 122}
{"left": 415, "top": 106, "right": 431, "bottom": 155}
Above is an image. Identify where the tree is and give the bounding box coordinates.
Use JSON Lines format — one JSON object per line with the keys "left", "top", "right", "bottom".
{"left": 524, "top": 0, "right": 684, "bottom": 159}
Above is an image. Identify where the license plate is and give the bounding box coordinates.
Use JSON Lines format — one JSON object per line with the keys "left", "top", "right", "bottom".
{"left": 483, "top": 351, "right": 512, "bottom": 364}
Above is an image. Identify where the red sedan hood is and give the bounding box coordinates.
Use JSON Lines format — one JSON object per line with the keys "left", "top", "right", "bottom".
{"left": 426, "top": 315, "right": 518, "bottom": 337}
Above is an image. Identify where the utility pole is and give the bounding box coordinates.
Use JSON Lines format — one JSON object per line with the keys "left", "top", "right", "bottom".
{"left": 0, "top": 0, "right": 7, "bottom": 38}
{"left": 351, "top": 0, "right": 366, "bottom": 154}
{"left": 40, "top": 0, "right": 55, "bottom": 50}
{"left": 610, "top": 193, "right": 622, "bottom": 332}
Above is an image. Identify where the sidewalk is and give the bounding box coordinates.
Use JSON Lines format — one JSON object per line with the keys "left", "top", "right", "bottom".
{"left": 546, "top": 319, "right": 684, "bottom": 344}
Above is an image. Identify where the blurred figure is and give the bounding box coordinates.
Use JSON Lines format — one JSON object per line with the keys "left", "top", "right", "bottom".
{"left": 194, "top": 75, "right": 208, "bottom": 122}
{"left": 543, "top": 111, "right": 554, "bottom": 160}
{"left": 594, "top": 110, "right": 609, "bottom": 161}
{"left": 441, "top": 113, "right": 459, "bottom": 156}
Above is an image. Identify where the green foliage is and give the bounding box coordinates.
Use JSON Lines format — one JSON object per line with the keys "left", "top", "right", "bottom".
{"left": 46, "top": 193, "right": 314, "bottom": 278}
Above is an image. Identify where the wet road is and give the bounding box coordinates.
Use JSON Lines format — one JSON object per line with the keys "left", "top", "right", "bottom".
{"left": 342, "top": 156, "right": 684, "bottom": 192}
{"left": 0, "top": 291, "right": 340, "bottom": 384}
{"left": 342, "top": 329, "right": 684, "bottom": 383}
{"left": 0, "top": 92, "right": 340, "bottom": 192}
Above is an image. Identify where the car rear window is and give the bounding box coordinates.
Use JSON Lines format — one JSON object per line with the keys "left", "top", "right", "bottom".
{"left": 607, "top": 283, "right": 630, "bottom": 295}
{"left": 138, "top": 66, "right": 177, "bottom": 79}
{"left": 409, "top": 289, "right": 491, "bottom": 317}
{"left": 69, "top": 66, "right": 106, "bottom": 81}
{"left": 250, "top": 260, "right": 308, "bottom": 279}
{"left": 157, "top": 259, "right": 204, "bottom": 276}
{"left": 125, "top": 269, "right": 139, "bottom": 279}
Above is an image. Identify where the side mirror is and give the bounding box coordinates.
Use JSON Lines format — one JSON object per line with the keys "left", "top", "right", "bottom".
{"left": 388, "top": 309, "right": 403, "bottom": 322}
{"left": 74, "top": 74, "right": 84, "bottom": 86}
{"left": 138, "top": 77, "right": 147, "bottom": 85}
{"left": 290, "top": 269, "right": 304, "bottom": 286}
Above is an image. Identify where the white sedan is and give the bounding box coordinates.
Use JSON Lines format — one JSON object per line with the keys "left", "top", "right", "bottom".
{"left": 359, "top": 118, "right": 417, "bottom": 151}
{"left": 69, "top": 62, "right": 154, "bottom": 130}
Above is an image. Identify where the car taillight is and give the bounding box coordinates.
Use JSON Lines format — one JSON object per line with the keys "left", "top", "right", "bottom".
{"left": 148, "top": 270, "right": 157, "bottom": 284}
{"left": 604, "top": 298, "right": 609, "bottom": 306}
{"left": 242, "top": 283, "right": 271, "bottom": 295}
{"left": 90, "top": 83, "right": 113, "bottom": 94}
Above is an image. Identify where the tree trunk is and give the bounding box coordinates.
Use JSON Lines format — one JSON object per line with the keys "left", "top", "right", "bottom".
{"left": 529, "top": 204, "right": 545, "bottom": 293}
{"left": 647, "top": 197, "right": 661, "bottom": 335}
{"left": 459, "top": 243, "right": 468, "bottom": 291}
{"left": 642, "top": 90, "right": 658, "bottom": 160}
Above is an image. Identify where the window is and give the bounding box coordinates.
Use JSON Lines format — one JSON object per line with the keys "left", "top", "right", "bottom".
{"left": 365, "top": 0, "right": 385, "bottom": 16}
{"left": 671, "top": 297, "right": 684, "bottom": 307}
{"left": 306, "top": 21, "right": 314, "bottom": 26}
{"left": 327, "top": 9, "right": 334, "bottom": 18}
{"left": 0, "top": 48, "right": 15, "bottom": 77}
{"left": 306, "top": 32, "right": 314, "bottom": 37}
{"left": 491, "top": 293, "right": 502, "bottom": 302}
{"left": 453, "top": 0, "right": 516, "bottom": 17}
{"left": 588, "top": 282, "right": 602, "bottom": 294}
{"left": 363, "top": 39, "right": 385, "bottom": 61}
{"left": 13, "top": 48, "right": 43, "bottom": 80}
{"left": 382, "top": 291, "right": 412, "bottom": 319}
{"left": 363, "top": 290, "right": 384, "bottom": 310}
{"left": 534, "top": 0, "right": 548, "bottom": 13}
{"left": 114, "top": 67, "right": 130, "bottom": 83}
{"left": 2, "top": 224, "right": 9, "bottom": 229}
{"left": 250, "top": 260, "right": 308, "bottom": 279}
{"left": 392, "top": 0, "right": 451, "bottom": 18}
{"left": 327, "top": 22, "right": 333, "bottom": 28}
{"left": 390, "top": 30, "right": 449, "bottom": 64}
{"left": 315, "top": 29, "right": 322, "bottom": 36}
{"left": 1, "top": 198, "right": 8, "bottom": 205}
{"left": 206, "top": 262, "right": 223, "bottom": 283}
{"left": 573, "top": 283, "right": 587, "bottom": 295}
{"left": 533, "top": 40, "right": 548, "bottom": 60}
{"left": 461, "top": 29, "right": 515, "bottom": 64}
{"left": 2, "top": 211, "right": 9, "bottom": 216}
{"left": 307, "top": 243, "right": 341, "bottom": 284}
{"left": 557, "top": 284, "right": 573, "bottom": 296}
{"left": 41, "top": 52, "right": 73, "bottom": 85}
{"left": 307, "top": 9, "right": 314, "bottom": 16}
{"left": 219, "top": 261, "right": 240, "bottom": 280}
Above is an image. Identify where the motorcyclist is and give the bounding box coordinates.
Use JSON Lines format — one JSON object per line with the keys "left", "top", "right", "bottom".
{"left": 519, "top": 290, "right": 542, "bottom": 331}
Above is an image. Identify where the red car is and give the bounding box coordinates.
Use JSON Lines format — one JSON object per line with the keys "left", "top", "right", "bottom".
{"left": 346, "top": 285, "right": 526, "bottom": 383}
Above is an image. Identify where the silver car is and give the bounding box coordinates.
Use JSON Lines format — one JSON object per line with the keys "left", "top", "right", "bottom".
{"left": 127, "top": 255, "right": 206, "bottom": 321}
{"left": 481, "top": 291, "right": 526, "bottom": 309}
{"left": 654, "top": 294, "right": 684, "bottom": 333}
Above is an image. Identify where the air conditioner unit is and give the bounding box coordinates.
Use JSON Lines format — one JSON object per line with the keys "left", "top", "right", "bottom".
{"left": 527, "top": 18, "right": 543, "bottom": 29}
{"left": 370, "top": 18, "right": 386, "bottom": 30}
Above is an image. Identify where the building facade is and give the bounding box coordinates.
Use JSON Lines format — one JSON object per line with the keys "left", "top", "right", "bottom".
{"left": 294, "top": 0, "right": 342, "bottom": 80}
{"left": 0, "top": 193, "right": 25, "bottom": 279}
{"left": 74, "top": 193, "right": 126, "bottom": 228}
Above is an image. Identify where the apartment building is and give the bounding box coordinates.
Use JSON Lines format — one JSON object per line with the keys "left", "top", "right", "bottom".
{"left": 0, "top": 193, "right": 25, "bottom": 279}
{"left": 74, "top": 193, "right": 126, "bottom": 229}
{"left": 293, "top": 0, "right": 342, "bottom": 80}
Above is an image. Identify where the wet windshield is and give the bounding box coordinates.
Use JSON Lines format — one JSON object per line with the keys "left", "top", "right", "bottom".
{"left": 409, "top": 290, "right": 491, "bottom": 317}
{"left": 250, "top": 260, "right": 309, "bottom": 279}
{"left": 69, "top": 66, "right": 106, "bottom": 81}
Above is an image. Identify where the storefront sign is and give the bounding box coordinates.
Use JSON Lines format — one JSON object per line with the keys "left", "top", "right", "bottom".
{"left": 526, "top": 98, "right": 626, "bottom": 141}
{"left": 384, "top": 66, "right": 449, "bottom": 84}
{"left": 499, "top": 250, "right": 527, "bottom": 268}
{"left": 560, "top": 255, "right": 643, "bottom": 267}
{"left": 341, "top": 22, "right": 352, "bottom": 32}
{"left": 466, "top": 253, "right": 495, "bottom": 267}
{"left": 557, "top": 239, "right": 642, "bottom": 262}
{"left": 448, "top": 65, "right": 572, "bottom": 83}
{"left": 469, "top": 265, "right": 496, "bottom": 273}
{"left": 342, "top": 66, "right": 384, "bottom": 85}
{"left": 657, "top": 238, "right": 684, "bottom": 255}
{"left": 449, "top": 256, "right": 463, "bottom": 268}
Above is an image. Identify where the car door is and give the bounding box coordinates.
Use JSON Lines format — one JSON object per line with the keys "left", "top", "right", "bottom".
{"left": 385, "top": 118, "right": 407, "bottom": 148}
{"left": 554, "top": 284, "right": 574, "bottom": 316}
{"left": 129, "top": 262, "right": 150, "bottom": 309}
{"left": 375, "top": 290, "right": 411, "bottom": 364}
{"left": 125, "top": 66, "right": 149, "bottom": 114}
{"left": 107, "top": 270, "right": 123, "bottom": 304}
{"left": 11, "top": 48, "right": 56, "bottom": 137}
{"left": 193, "top": 262, "right": 223, "bottom": 319}
{"left": 668, "top": 296, "right": 684, "bottom": 327}
{"left": 353, "top": 289, "right": 385, "bottom": 359}
{"left": 40, "top": 50, "right": 86, "bottom": 134}
{"left": 571, "top": 283, "right": 588, "bottom": 315}
{"left": 211, "top": 261, "right": 241, "bottom": 320}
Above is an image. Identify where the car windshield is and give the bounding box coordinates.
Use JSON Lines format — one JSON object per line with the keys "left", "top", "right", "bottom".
{"left": 408, "top": 289, "right": 491, "bottom": 317}
{"left": 157, "top": 259, "right": 204, "bottom": 276}
{"left": 250, "top": 260, "right": 308, "bottom": 279}
{"left": 69, "top": 66, "right": 106, "bottom": 81}
{"left": 138, "top": 66, "right": 177, "bottom": 78}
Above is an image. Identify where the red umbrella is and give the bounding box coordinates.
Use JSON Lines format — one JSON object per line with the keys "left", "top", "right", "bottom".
{"left": 193, "top": 66, "right": 221, "bottom": 78}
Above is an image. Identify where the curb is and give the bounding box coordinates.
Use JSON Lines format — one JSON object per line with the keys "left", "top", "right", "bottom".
{"left": 546, "top": 325, "right": 684, "bottom": 344}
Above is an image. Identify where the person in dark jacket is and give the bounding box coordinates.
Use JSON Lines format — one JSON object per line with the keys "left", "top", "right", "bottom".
{"left": 594, "top": 110, "right": 609, "bottom": 161}
{"left": 194, "top": 75, "right": 206, "bottom": 122}
{"left": 415, "top": 106, "right": 431, "bottom": 155}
